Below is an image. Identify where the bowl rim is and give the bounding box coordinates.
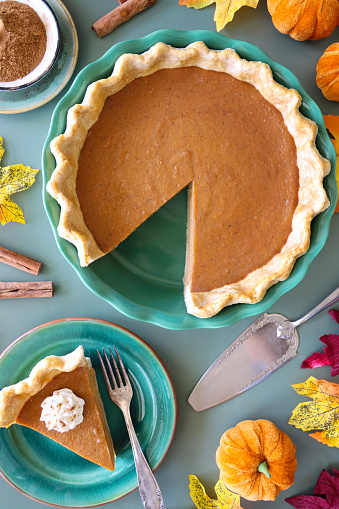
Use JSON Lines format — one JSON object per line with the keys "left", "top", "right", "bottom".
{"left": 0, "top": 0, "right": 61, "bottom": 91}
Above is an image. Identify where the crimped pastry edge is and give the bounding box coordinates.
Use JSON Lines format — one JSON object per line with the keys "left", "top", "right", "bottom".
{"left": 47, "top": 41, "right": 330, "bottom": 318}
{"left": 0, "top": 346, "right": 88, "bottom": 427}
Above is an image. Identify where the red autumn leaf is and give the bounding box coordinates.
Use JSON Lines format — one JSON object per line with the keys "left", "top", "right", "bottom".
{"left": 286, "top": 468, "right": 339, "bottom": 508}
{"left": 301, "top": 350, "right": 331, "bottom": 370}
{"left": 301, "top": 335, "right": 339, "bottom": 376}
{"left": 301, "top": 310, "right": 339, "bottom": 376}
{"left": 329, "top": 309, "right": 339, "bottom": 324}
{"left": 285, "top": 495, "right": 331, "bottom": 508}
{"left": 314, "top": 469, "right": 339, "bottom": 506}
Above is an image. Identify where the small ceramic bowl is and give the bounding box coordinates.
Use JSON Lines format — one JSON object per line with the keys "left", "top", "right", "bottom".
{"left": 0, "top": 0, "right": 60, "bottom": 91}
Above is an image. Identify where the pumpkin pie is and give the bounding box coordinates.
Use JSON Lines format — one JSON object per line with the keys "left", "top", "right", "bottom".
{"left": 47, "top": 42, "right": 330, "bottom": 318}
{"left": 0, "top": 346, "right": 115, "bottom": 470}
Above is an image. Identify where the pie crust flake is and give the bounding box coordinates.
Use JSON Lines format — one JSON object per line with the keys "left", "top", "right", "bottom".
{"left": 47, "top": 42, "right": 330, "bottom": 318}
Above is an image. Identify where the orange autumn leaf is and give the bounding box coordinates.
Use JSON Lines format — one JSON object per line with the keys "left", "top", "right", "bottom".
{"left": 309, "top": 432, "right": 339, "bottom": 447}
{"left": 324, "top": 115, "right": 339, "bottom": 139}
{"left": 289, "top": 376, "right": 339, "bottom": 448}
{"left": 323, "top": 114, "right": 339, "bottom": 212}
{"left": 178, "top": 0, "right": 259, "bottom": 32}
{"left": 0, "top": 137, "right": 39, "bottom": 225}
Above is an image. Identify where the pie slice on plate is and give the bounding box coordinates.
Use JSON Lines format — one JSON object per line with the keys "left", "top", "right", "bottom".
{"left": 47, "top": 41, "right": 330, "bottom": 318}
{"left": 0, "top": 346, "right": 115, "bottom": 470}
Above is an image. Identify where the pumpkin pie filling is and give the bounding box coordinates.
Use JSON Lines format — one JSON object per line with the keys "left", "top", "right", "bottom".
{"left": 47, "top": 42, "right": 330, "bottom": 317}
{"left": 0, "top": 347, "right": 115, "bottom": 471}
{"left": 16, "top": 367, "right": 115, "bottom": 470}
{"left": 77, "top": 67, "right": 299, "bottom": 293}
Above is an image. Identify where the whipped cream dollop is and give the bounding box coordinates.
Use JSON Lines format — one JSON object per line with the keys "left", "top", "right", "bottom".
{"left": 40, "top": 388, "right": 85, "bottom": 433}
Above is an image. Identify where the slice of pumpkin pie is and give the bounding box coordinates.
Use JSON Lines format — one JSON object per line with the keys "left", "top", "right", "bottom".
{"left": 47, "top": 41, "right": 330, "bottom": 318}
{"left": 0, "top": 346, "right": 115, "bottom": 471}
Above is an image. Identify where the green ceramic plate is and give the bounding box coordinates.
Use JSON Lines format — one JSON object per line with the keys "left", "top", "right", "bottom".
{"left": 42, "top": 29, "right": 337, "bottom": 330}
{"left": 0, "top": 318, "right": 176, "bottom": 507}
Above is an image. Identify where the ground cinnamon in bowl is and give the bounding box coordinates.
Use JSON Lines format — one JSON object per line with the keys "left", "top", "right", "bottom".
{"left": 0, "top": 0, "right": 47, "bottom": 82}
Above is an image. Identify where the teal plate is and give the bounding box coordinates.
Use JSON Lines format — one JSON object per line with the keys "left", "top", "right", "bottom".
{"left": 42, "top": 29, "right": 337, "bottom": 330}
{"left": 0, "top": 318, "right": 176, "bottom": 507}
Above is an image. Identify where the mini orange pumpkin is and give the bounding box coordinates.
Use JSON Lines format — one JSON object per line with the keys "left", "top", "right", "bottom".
{"left": 216, "top": 419, "right": 297, "bottom": 501}
{"left": 267, "top": 0, "right": 339, "bottom": 41}
{"left": 316, "top": 43, "right": 339, "bottom": 102}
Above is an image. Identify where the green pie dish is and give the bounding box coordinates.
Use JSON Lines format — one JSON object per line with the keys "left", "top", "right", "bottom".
{"left": 0, "top": 318, "right": 176, "bottom": 507}
{"left": 42, "top": 29, "right": 337, "bottom": 330}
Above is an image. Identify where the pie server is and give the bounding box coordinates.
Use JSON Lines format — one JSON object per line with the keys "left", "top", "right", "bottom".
{"left": 188, "top": 284, "right": 339, "bottom": 412}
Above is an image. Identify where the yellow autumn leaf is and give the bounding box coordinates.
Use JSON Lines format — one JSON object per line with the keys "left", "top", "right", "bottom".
{"left": 189, "top": 475, "right": 243, "bottom": 509}
{"left": 323, "top": 115, "right": 339, "bottom": 213}
{"left": 0, "top": 137, "right": 39, "bottom": 225}
{"left": 178, "top": 0, "right": 259, "bottom": 32}
{"left": 289, "top": 376, "right": 339, "bottom": 447}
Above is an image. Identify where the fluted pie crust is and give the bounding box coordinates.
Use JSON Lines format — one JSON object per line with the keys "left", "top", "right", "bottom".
{"left": 47, "top": 42, "right": 330, "bottom": 318}
{"left": 0, "top": 346, "right": 115, "bottom": 470}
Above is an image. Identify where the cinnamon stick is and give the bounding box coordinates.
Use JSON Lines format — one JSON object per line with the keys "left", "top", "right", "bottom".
{"left": 0, "top": 245, "right": 42, "bottom": 275}
{"left": 0, "top": 281, "right": 54, "bottom": 299}
{"left": 92, "top": 0, "right": 157, "bottom": 38}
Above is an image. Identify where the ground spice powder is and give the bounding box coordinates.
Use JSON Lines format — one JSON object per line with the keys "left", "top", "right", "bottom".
{"left": 0, "top": 0, "right": 47, "bottom": 82}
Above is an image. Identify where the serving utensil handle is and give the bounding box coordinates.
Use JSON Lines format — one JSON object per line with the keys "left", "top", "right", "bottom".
{"left": 293, "top": 285, "right": 339, "bottom": 328}
{"left": 123, "top": 404, "right": 164, "bottom": 509}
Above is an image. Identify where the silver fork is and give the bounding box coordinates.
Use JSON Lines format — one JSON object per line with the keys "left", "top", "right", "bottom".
{"left": 97, "top": 346, "right": 165, "bottom": 509}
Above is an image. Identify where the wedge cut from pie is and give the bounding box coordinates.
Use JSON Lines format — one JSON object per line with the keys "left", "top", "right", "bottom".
{"left": 47, "top": 41, "right": 330, "bottom": 318}
{"left": 0, "top": 346, "right": 115, "bottom": 471}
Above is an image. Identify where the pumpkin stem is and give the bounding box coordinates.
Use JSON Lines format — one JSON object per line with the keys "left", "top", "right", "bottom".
{"left": 258, "top": 460, "right": 271, "bottom": 478}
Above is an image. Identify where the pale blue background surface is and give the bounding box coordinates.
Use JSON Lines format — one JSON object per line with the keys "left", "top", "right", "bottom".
{"left": 1, "top": 0, "right": 339, "bottom": 508}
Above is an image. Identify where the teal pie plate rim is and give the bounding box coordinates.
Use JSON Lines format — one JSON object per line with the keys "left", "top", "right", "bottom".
{"left": 0, "top": 318, "right": 177, "bottom": 507}
{"left": 42, "top": 29, "right": 337, "bottom": 330}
